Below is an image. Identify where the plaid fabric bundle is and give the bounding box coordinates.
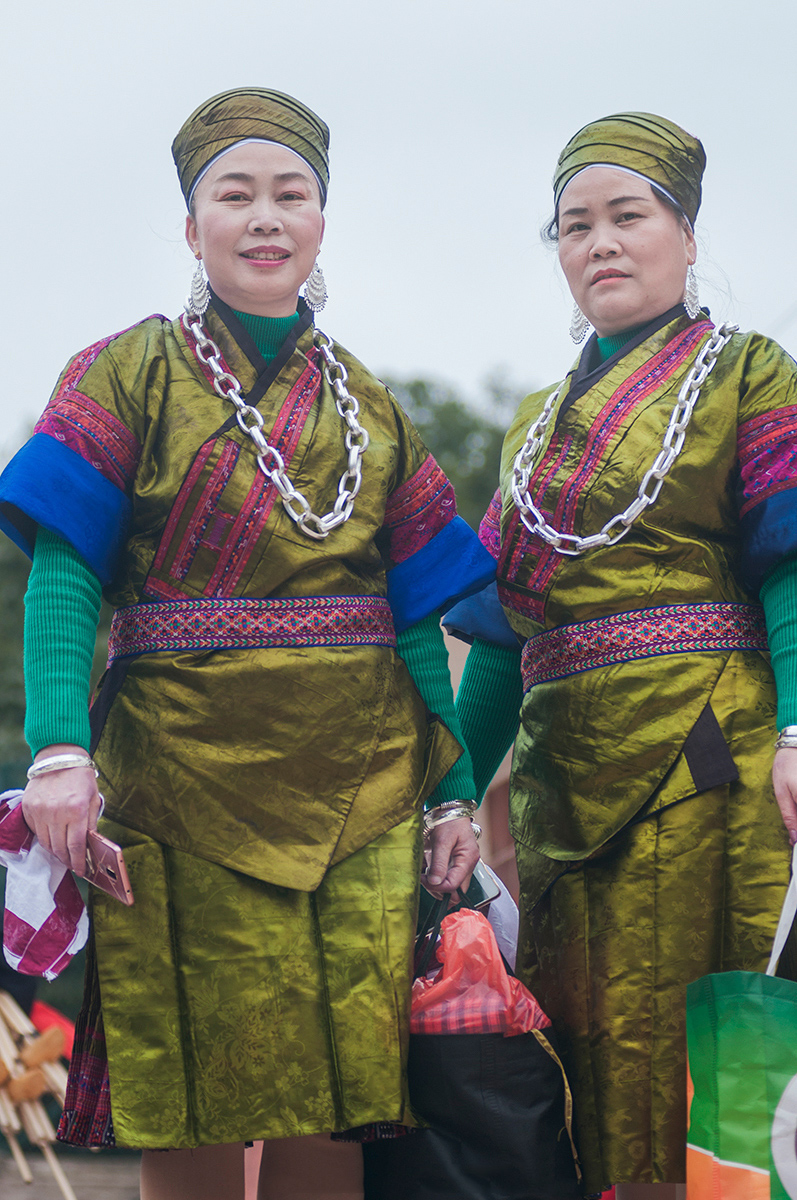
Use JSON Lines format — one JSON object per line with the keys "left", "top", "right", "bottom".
{"left": 0, "top": 790, "right": 88, "bottom": 980}
{"left": 411, "top": 908, "right": 550, "bottom": 1036}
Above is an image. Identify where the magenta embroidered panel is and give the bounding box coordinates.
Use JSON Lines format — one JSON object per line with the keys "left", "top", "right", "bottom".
{"left": 737, "top": 404, "right": 797, "bottom": 518}
{"left": 521, "top": 602, "right": 767, "bottom": 691}
{"left": 383, "top": 454, "right": 456, "bottom": 564}
{"left": 163, "top": 439, "right": 241, "bottom": 580}
{"left": 34, "top": 324, "right": 153, "bottom": 492}
{"left": 478, "top": 489, "right": 502, "bottom": 562}
{"left": 108, "top": 595, "right": 397, "bottom": 661}
{"left": 207, "top": 357, "right": 321, "bottom": 595}
{"left": 498, "top": 322, "right": 714, "bottom": 624}
{"left": 145, "top": 346, "right": 322, "bottom": 598}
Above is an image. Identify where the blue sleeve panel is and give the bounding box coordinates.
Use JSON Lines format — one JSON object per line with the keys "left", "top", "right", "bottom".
{"left": 442, "top": 580, "right": 520, "bottom": 650}
{"left": 741, "top": 487, "right": 797, "bottom": 595}
{"left": 386, "top": 515, "right": 497, "bottom": 635}
{"left": 0, "top": 433, "right": 130, "bottom": 585}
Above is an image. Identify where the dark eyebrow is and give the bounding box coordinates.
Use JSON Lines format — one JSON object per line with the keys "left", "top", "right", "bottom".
{"left": 274, "top": 170, "right": 313, "bottom": 184}
{"left": 212, "top": 169, "right": 313, "bottom": 187}
{"left": 213, "top": 171, "right": 254, "bottom": 184}
{"left": 607, "top": 194, "right": 650, "bottom": 207}
{"left": 561, "top": 194, "right": 651, "bottom": 218}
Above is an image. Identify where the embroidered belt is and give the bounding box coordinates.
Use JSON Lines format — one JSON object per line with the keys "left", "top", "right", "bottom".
{"left": 108, "top": 595, "right": 397, "bottom": 661}
{"left": 521, "top": 602, "right": 768, "bottom": 691}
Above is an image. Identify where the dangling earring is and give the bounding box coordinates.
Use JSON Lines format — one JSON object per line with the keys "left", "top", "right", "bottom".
{"left": 303, "top": 259, "right": 328, "bottom": 312}
{"left": 684, "top": 264, "right": 701, "bottom": 319}
{"left": 569, "top": 302, "right": 590, "bottom": 344}
{"left": 187, "top": 257, "right": 211, "bottom": 319}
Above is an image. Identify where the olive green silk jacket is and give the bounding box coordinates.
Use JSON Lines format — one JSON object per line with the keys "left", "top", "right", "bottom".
{"left": 0, "top": 305, "right": 494, "bottom": 890}
{"left": 463, "top": 310, "right": 797, "bottom": 895}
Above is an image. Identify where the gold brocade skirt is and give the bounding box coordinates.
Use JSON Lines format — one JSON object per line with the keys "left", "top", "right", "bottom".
{"left": 516, "top": 743, "right": 793, "bottom": 1193}
{"left": 60, "top": 814, "right": 422, "bottom": 1150}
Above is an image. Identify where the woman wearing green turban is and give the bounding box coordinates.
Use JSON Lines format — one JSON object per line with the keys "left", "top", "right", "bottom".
{"left": 0, "top": 88, "right": 494, "bottom": 1198}
{"left": 446, "top": 112, "right": 797, "bottom": 1198}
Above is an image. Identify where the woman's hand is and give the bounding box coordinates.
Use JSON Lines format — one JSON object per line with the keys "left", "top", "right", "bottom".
{"left": 21, "top": 744, "right": 102, "bottom": 874}
{"left": 421, "top": 816, "right": 481, "bottom": 896}
{"left": 773, "top": 747, "right": 797, "bottom": 846}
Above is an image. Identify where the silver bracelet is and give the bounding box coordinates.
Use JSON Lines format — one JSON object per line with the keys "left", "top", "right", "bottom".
{"left": 27, "top": 753, "right": 97, "bottom": 780}
{"left": 776, "top": 726, "right": 797, "bottom": 751}
{"left": 423, "top": 800, "right": 478, "bottom": 833}
{"left": 425, "top": 800, "right": 477, "bottom": 820}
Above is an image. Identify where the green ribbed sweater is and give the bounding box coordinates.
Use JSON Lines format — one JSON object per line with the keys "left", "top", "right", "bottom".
{"left": 24, "top": 309, "right": 476, "bottom": 806}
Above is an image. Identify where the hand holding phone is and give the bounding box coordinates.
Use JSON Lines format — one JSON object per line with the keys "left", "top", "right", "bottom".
{"left": 83, "top": 830, "right": 134, "bottom": 905}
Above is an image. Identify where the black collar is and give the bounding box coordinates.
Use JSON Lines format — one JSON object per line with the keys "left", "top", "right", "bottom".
{"left": 209, "top": 290, "right": 315, "bottom": 408}
{"left": 556, "top": 303, "right": 705, "bottom": 426}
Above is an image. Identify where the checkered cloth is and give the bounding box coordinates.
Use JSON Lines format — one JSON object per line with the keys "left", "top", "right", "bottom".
{"left": 0, "top": 790, "right": 89, "bottom": 980}
{"left": 411, "top": 908, "right": 551, "bottom": 1036}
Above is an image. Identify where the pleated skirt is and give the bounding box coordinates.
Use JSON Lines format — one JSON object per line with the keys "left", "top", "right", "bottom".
{"left": 515, "top": 733, "right": 793, "bottom": 1194}
{"left": 59, "top": 813, "right": 422, "bottom": 1150}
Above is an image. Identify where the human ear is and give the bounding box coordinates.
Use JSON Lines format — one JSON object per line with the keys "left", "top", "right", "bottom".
{"left": 185, "top": 213, "right": 200, "bottom": 258}
{"left": 683, "top": 222, "right": 697, "bottom": 267}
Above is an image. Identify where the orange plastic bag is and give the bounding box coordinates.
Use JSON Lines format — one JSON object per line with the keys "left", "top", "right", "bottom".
{"left": 411, "top": 908, "right": 550, "bottom": 1036}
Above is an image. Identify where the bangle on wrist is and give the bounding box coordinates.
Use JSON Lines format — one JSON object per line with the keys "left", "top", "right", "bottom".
{"left": 423, "top": 800, "right": 478, "bottom": 834}
{"left": 27, "top": 753, "right": 98, "bottom": 780}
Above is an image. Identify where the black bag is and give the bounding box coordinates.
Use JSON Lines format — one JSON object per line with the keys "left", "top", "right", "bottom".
{"left": 363, "top": 894, "right": 582, "bottom": 1200}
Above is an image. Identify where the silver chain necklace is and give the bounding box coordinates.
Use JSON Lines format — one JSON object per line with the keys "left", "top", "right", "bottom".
{"left": 182, "top": 310, "right": 370, "bottom": 540}
{"left": 510, "top": 321, "right": 737, "bottom": 556}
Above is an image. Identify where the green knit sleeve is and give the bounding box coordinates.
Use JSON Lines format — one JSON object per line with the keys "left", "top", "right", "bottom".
{"left": 455, "top": 637, "right": 523, "bottom": 801}
{"left": 761, "top": 555, "right": 797, "bottom": 730}
{"left": 395, "top": 613, "right": 476, "bottom": 806}
{"left": 24, "top": 527, "right": 103, "bottom": 756}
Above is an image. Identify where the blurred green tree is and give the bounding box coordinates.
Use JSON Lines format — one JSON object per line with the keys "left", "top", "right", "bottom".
{"left": 384, "top": 370, "right": 525, "bottom": 530}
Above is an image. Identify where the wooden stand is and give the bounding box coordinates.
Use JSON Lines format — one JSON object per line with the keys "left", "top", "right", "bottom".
{"left": 0, "top": 990, "right": 77, "bottom": 1199}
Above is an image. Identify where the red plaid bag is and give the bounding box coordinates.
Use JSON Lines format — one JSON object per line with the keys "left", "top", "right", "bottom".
{"left": 411, "top": 907, "right": 550, "bottom": 1035}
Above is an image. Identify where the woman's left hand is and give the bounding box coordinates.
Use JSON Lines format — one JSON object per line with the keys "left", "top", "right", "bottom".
{"left": 773, "top": 748, "right": 797, "bottom": 846}
{"left": 421, "top": 816, "right": 481, "bottom": 895}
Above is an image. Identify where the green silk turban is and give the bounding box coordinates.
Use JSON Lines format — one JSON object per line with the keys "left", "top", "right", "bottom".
{"left": 553, "top": 112, "right": 706, "bottom": 226}
{"left": 172, "top": 87, "right": 330, "bottom": 208}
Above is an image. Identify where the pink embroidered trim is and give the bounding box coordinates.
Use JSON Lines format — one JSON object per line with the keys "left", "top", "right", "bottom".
{"left": 208, "top": 356, "right": 321, "bottom": 595}
{"left": 34, "top": 321, "right": 160, "bottom": 489}
{"left": 34, "top": 322, "right": 155, "bottom": 491}
{"left": 478, "top": 489, "right": 502, "bottom": 562}
{"left": 148, "top": 344, "right": 322, "bottom": 597}
{"left": 521, "top": 602, "right": 767, "bottom": 691}
{"left": 383, "top": 454, "right": 456, "bottom": 564}
{"left": 738, "top": 403, "right": 797, "bottom": 517}
{"left": 501, "top": 322, "right": 714, "bottom": 624}
{"left": 108, "top": 595, "right": 397, "bottom": 661}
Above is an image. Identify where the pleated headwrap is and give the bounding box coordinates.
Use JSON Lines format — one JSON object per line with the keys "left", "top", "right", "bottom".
{"left": 172, "top": 87, "right": 330, "bottom": 208}
{"left": 553, "top": 112, "right": 706, "bottom": 226}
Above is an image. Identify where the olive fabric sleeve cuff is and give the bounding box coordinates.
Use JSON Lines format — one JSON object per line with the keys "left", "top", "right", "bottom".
{"left": 395, "top": 613, "right": 476, "bottom": 807}
{"left": 455, "top": 636, "right": 523, "bottom": 802}
{"left": 24, "top": 527, "right": 103, "bottom": 757}
{"left": 761, "top": 555, "right": 797, "bottom": 730}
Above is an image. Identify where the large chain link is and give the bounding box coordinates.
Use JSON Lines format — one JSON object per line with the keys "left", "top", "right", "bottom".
{"left": 182, "top": 311, "right": 370, "bottom": 540}
{"left": 510, "top": 321, "right": 738, "bottom": 556}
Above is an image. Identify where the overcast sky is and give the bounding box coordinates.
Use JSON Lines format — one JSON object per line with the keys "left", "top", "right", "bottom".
{"left": 2, "top": 0, "right": 796, "bottom": 459}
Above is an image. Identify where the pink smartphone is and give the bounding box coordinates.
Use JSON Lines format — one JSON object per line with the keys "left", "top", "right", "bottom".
{"left": 84, "top": 830, "right": 134, "bottom": 906}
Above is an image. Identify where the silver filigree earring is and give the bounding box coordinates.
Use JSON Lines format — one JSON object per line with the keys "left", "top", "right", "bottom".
{"left": 187, "top": 258, "right": 211, "bottom": 319}
{"left": 569, "top": 302, "right": 590, "bottom": 344}
{"left": 303, "top": 259, "right": 328, "bottom": 312}
{"left": 684, "top": 265, "right": 700, "bottom": 319}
